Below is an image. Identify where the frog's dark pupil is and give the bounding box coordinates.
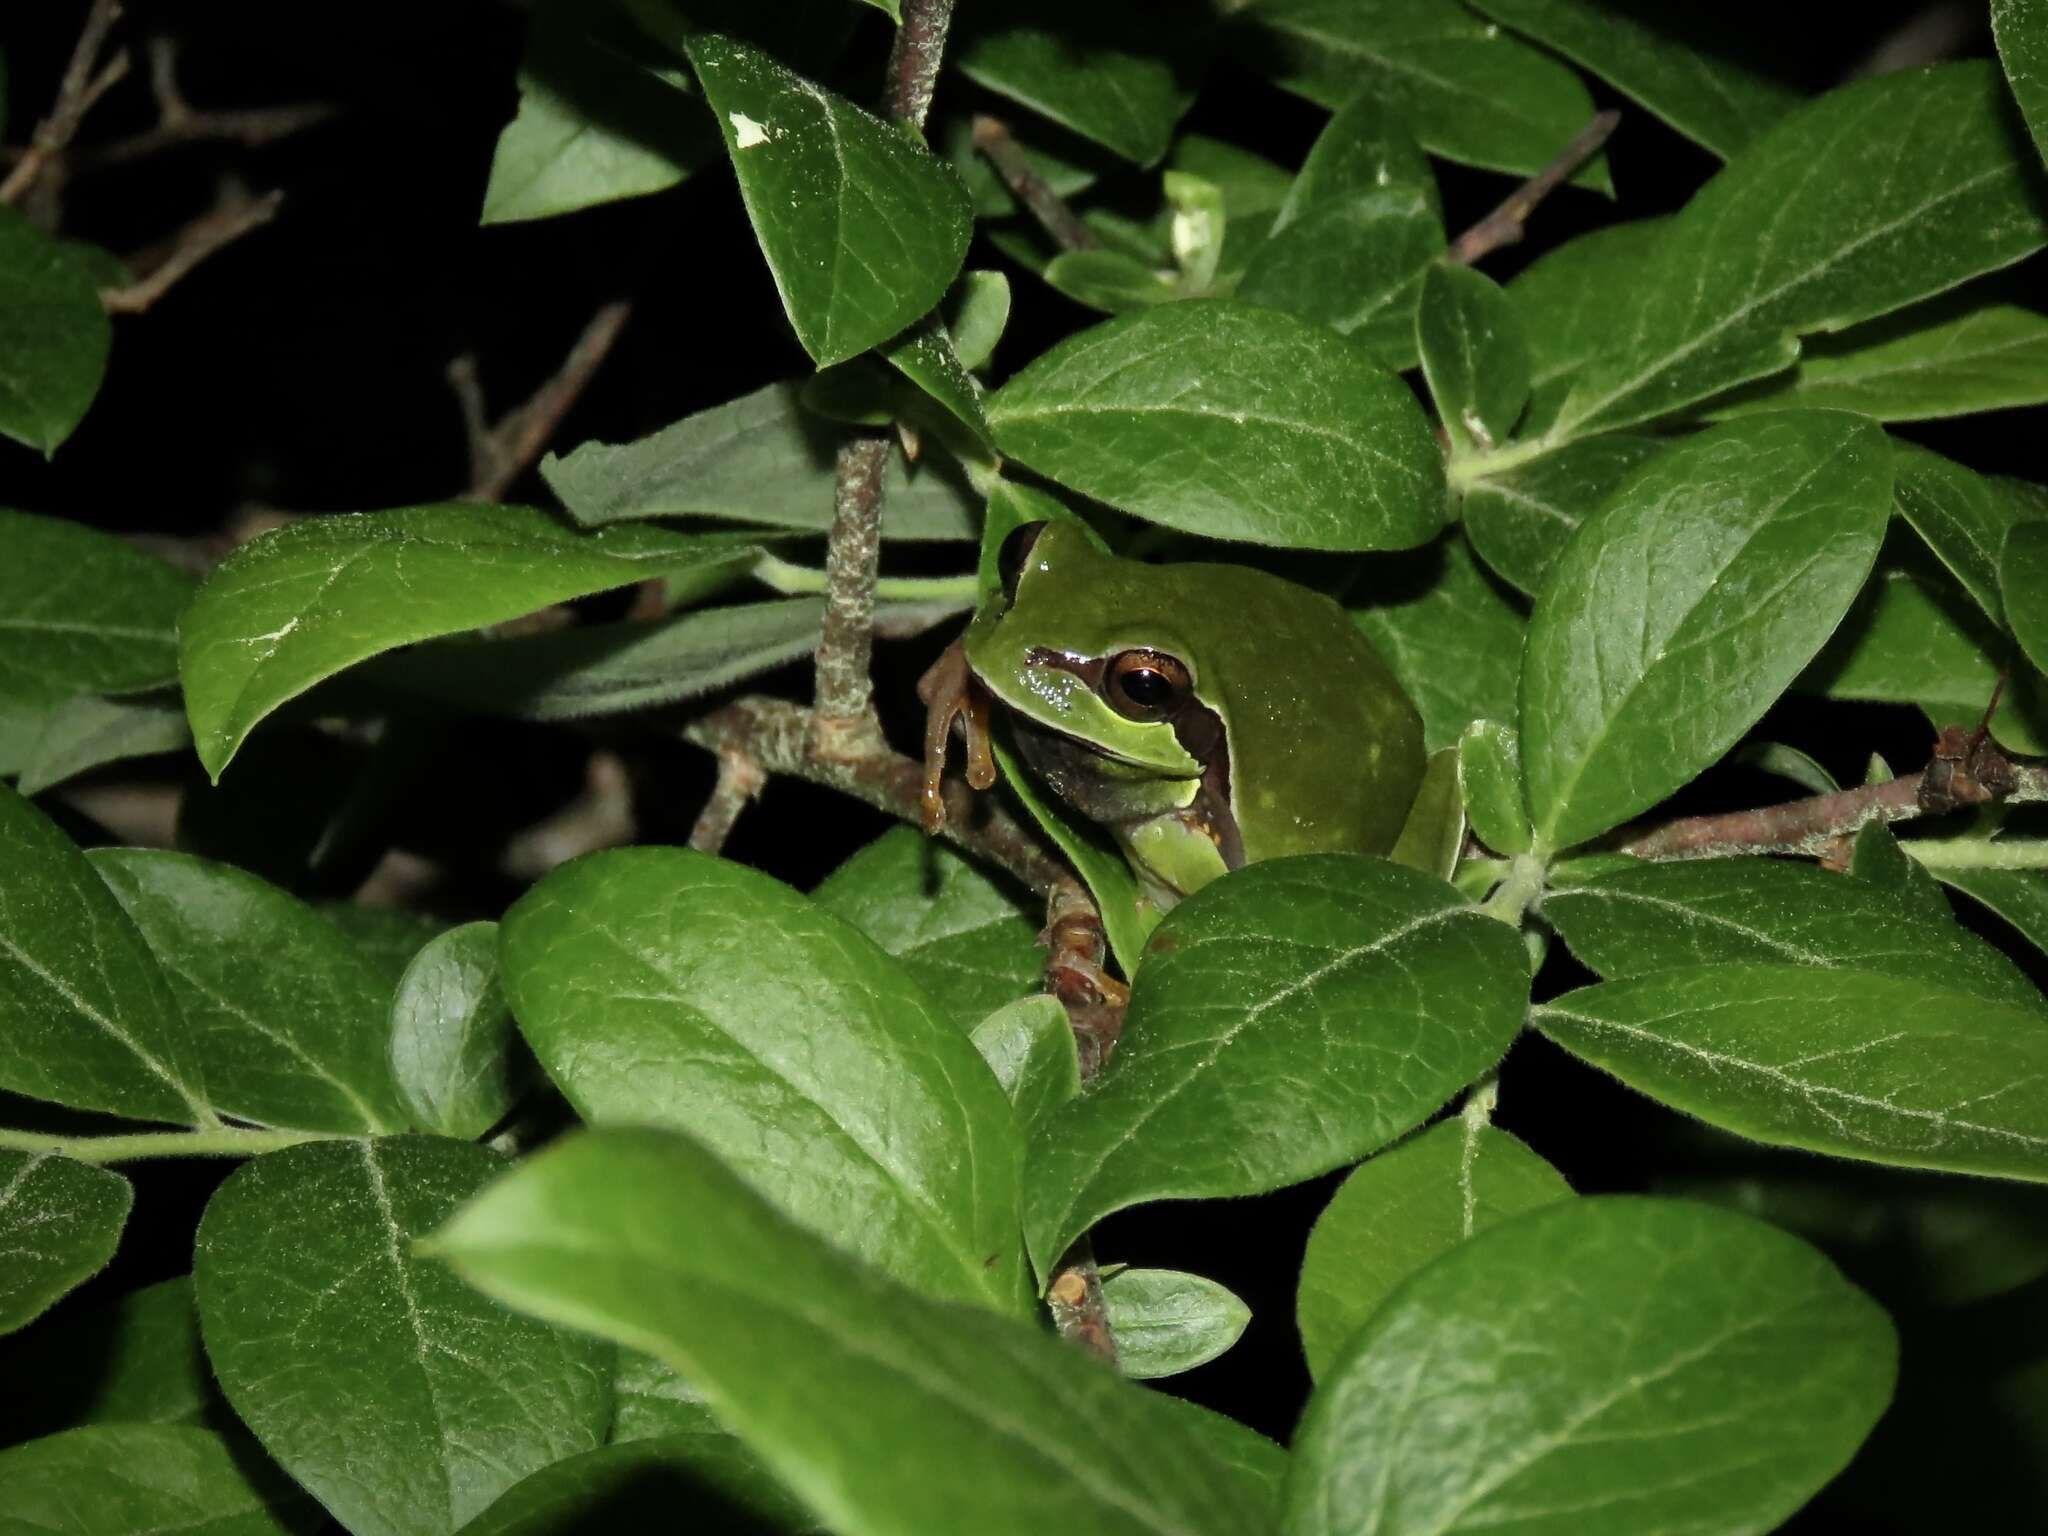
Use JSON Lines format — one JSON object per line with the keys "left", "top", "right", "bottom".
{"left": 1120, "top": 668, "right": 1174, "bottom": 707}
{"left": 997, "top": 521, "right": 1048, "bottom": 604}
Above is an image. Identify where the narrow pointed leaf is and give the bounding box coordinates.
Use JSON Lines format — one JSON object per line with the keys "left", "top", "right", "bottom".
{"left": 389, "top": 922, "right": 522, "bottom": 1141}
{"left": 194, "top": 1138, "right": 612, "bottom": 1536}
{"left": 1994, "top": 0, "right": 2048, "bottom": 166}
{"left": 1419, "top": 263, "right": 1530, "bottom": 453}
{"left": 1023, "top": 855, "right": 1527, "bottom": 1275}
{"left": 987, "top": 299, "right": 1445, "bottom": 551}
{"left": 685, "top": 33, "right": 971, "bottom": 367}
{"left": 1521, "top": 412, "right": 1890, "bottom": 852}
{"left": 0, "top": 1426, "right": 315, "bottom": 1536}
{"left": 1351, "top": 532, "right": 1525, "bottom": 754}
{"left": 1459, "top": 433, "right": 1665, "bottom": 597}
{"left": 1456, "top": 720, "right": 1530, "bottom": 856}
{"left": 2006, "top": 520, "right": 2048, "bottom": 674}
{"left": 430, "top": 1128, "right": 1276, "bottom": 1536}
{"left": 0, "top": 1151, "right": 131, "bottom": 1334}
{"left": 1099, "top": 1268, "right": 1251, "bottom": 1380}
{"left": 1236, "top": 186, "right": 1444, "bottom": 371}
{"left": 0, "top": 204, "right": 112, "bottom": 454}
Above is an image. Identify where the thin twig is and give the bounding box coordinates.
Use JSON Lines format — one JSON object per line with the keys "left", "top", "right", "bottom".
{"left": 453, "top": 300, "right": 634, "bottom": 501}
{"left": 882, "top": 0, "right": 956, "bottom": 130}
{"left": 0, "top": 0, "right": 127, "bottom": 205}
{"left": 1447, "top": 110, "right": 1621, "bottom": 266}
{"left": 100, "top": 185, "right": 282, "bottom": 313}
{"left": 688, "top": 749, "right": 768, "bottom": 854}
{"left": 82, "top": 35, "right": 335, "bottom": 169}
{"left": 972, "top": 115, "right": 1099, "bottom": 253}
{"left": 809, "top": 436, "right": 893, "bottom": 749}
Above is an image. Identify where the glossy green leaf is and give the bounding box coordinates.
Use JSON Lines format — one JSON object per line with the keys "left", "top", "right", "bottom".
{"left": 1023, "top": 854, "right": 1528, "bottom": 1275}
{"left": 179, "top": 504, "right": 762, "bottom": 779}
{"left": 453, "top": 1434, "right": 812, "bottom": 1536}
{"left": 968, "top": 996, "right": 1080, "bottom": 1142}
{"left": 89, "top": 849, "right": 408, "bottom": 1135}
{"left": 987, "top": 299, "right": 1445, "bottom": 551}
{"left": 1043, "top": 249, "right": 1179, "bottom": 314}
{"left": 1099, "top": 1268, "right": 1251, "bottom": 1380}
{"left": 1352, "top": 533, "right": 1525, "bottom": 755}
{"left": 813, "top": 827, "right": 1043, "bottom": 1031}
{"left": 0, "top": 203, "right": 112, "bottom": 455}
{"left": 326, "top": 906, "right": 449, "bottom": 991}
{"left": 429, "top": 1127, "right": 1272, "bottom": 1536}
{"left": 1456, "top": 720, "right": 1530, "bottom": 856}
{"left": 389, "top": 922, "right": 522, "bottom": 1141}
{"left": 1508, "top": 219, "right": 1667, "bottom": 437}
{"left": 1465, "top": 0, "right": 1797, "bottom": 159}
{"left": 1994, "top": 0, "right": 2048, "bottom": 166}
{"left": 880, "top": 315, "right": 993, "bottom": 453}
{"left": 1287, "top": 1198, "right": 1895, "bottom": 1536}
{"left": 481, "top": 4, "right": 714, "bottom": 224}
{"left": 2006, "top": 520, "right": 2048, "bottom": 675}
{"left": 1172, "top": 136, "right": 1293, "bottom": 227}
{"left": 1845, "top": 820, "right": 1952, "bottom": 924}
{"left": 0, "top": 1425, "right": 313, "bottom": 1536}
{"left": 1538, "top": 965, "right": 2048, "bottom": 1182}
{"left": 499, "top": 848, "right": 1025, "bottom": 1310}
{"left": 1892, "top": 441, "right": 2037, "bottom": 626}
{"left": 0, "top": 1151, "right": 130, "bottom": 1335}
{"left": 1938, "top": 868, "right": 2048, "bottom": 958}
{"left": 1736, "top": 740, "right": 1840, "bottom": 796}
{"left": 1238, "top": 0, "right": 1610, "bottom": 188}
{"left": 194, "top": 1137, "right": 612, "bottom": 1536}
{"left": 0, "top": 510, "right": 192, "bottom": 716}
{"left": 1274, "top": 93, "right": 1439, "bottom": 232}
{"left": 15, "top": 692, "right": 191, "bottom": 797}
{"left": 686, "top": 33, "right": 971, "bottom": 367}
{"left": 0, "top": 783, "right": 204, "bottom": 1125}
{"left": 952, "top": 0, "right": 1195, "bottom": 166}
{"left": 542, "top": 382, "right": 976, "bottom": 537}
{"left": 946, "top": 270, "right": 1010, "bottom": 372}
{"left": 1236, "top": 187, "right": 1442, "bottom": 371}
{"left": 1546, "top": 64, "right": 2048, "bottom": 440}
{"left": 0, "top": 1277, "right": 219, "bottom": 1440}
{"left": 1296, "top": 1115, "right": 1571, "bottom": 1379}
{"left": 1419, "top": 264, "right": 1529, "bottom": 453}
{"left": 1521, "top": 412, "right": 1891, "bottom": 852}
{"left": 1542, "top": 857, "right": 2042, "bottom": 1012}
{"left": 1708, "top": 295, "right": 2048, "bottom": 424}
{"left": 1389, "top": 748, "right": 1464, "bottom": 882}
{"left": 1458, "top": 433, "right": 1665, "bottom": 597}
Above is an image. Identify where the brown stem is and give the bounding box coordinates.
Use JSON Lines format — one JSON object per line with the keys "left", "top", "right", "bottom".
{"left": 453, "top": 300, "right": 633, "bottom": 501}
{"left": 809, "top": 436, "right": 893, "bottom": 750}
{"left": 1447, "top": 110, "right": 1621, "bottom": 266}
{"left": 1, "top": 0, "right": 126, "bottom": 205}
{"left": 972, "top": 115, "right": 1099, "bottom": 253}
{"left": 882, "top": 0, "right": 956, "bottom": 130}
{"left": 82, "top": 38, "right": 334, "bottom": 169}
{"left": 688, "top": 749, "right": 767, "bottom": 854}
{"left": 101, "top": 186, "right": 282, "bottom": 314}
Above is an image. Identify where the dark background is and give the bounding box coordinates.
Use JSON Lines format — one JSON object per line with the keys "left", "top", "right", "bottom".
{"left": 4, "top": 1, "right": 2046, "bottom": 1528}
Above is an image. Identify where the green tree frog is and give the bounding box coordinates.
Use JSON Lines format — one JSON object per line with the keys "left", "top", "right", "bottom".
{"left": 922, "top": 519, "right": 1426, "bottom": 910}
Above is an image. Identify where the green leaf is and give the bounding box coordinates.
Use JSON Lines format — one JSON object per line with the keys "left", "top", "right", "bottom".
{"left": 607, "top": 1349, "right": 716, "bottom": 1443}
{"left": 15, "top": 692, "right": 191, "bottom": 797}
{"left": 453, "top": 1434, "right": 813, "bottom": 1536}
{"left": 1707, "top": 293, "right": 2048, "bottom": 424}
{"left": 1538, "top": 965, "right": 2048, "bottom": 1182}
{"left": 0, "top": 510, "right": 193, "bottom": 716}
{"left": 1419, "top": 263, "right": 1530, "bottom": 453}
{"left": 1464, "top": 0, "right": 1798, "bottom": 160}
{"left": 1287, "top": 1197, "right": 1895, "bottom": 1536}
{"left": 1098, "top": 1268, "right": 1250, "bottom": 1380}
{"left": 1547, "top": 64, "right": 2048, "bottom": 441}
{"left": 1736, "top": 739, "right": 1840, "bottom": 796}
{"left": 0, "top": 203, "right": 112, "bottom": 454}
{"left": 952, "top": 0, "right": 1196, "bottom": 166}
{"left": 0, "top": 783, "right": 205, "bottom": 1125}
{"left": 194, "top": 1138, "right": 612, "bottom": 1536}
{"left": 0, "top": 1151, "right": 130, "bottom": 1335}
{"left": 429, "top": 1127, "right": 1273, "bottom": 1536}
{"left": 480, "top": 4, "right": 714, "bottom": 224}
{"left": 1274, "top": 92, "right": 1440, "bottom": 232}
{"left": 1236, "top": 186, "right": 1443, "bottom": 371}
{"left": 1295, "top": 1115, "right": 1570, "bottom": 1379}
{"left": 1457, "top": 720, "right": 1530, "bottom": 856}
{"left": 499, "top": 848, "right": 1025, "bottom": 1310}
{"left": 812, "top": 827, "right": 1043, "bottom": 1030}
{"left": 1171, "top": 135, "right": 1293, "bottom": 227}
{"left": 2006, "top": 519, "right": 2048, "bottom": 674}
{"left": 1892, "top": 440, "right": 2038, "bottom": 626}
{"left": 1520, "top": 412, "right": 1891, "bottom": 852}
{"left": 325, "top": 906, "right": 449, "bottom": 991}
{"left": 1458, "top": 433, "right": 1665, "bottom": 597}
{"left": 1237, "top": 0, "right": 1610, "bottom": 189}
{"left": 1508, "top": 218, "right": 1667, "bottom": 437}
{"left": 389, "top": 922, "right": 522, "bottom": 1141}
{"left": 685, "top": 33, "right": 971, "bottom": 367}
{"left": 1846, "top": 819, "right": 1953, "bottom": 923}
{"left": 1937, "top": 868, "right": 2048, "bottom": 959}
{"left": 1043, "top": 249, "right": 1179, "bottom": 314}
{"left": 1994, "top": 0, "right": 2048, "bottom": 167}
{"left": 879, "top": 315, "right": 993, "bottom": 453}
{"left": 89, "top": 849, "right": 408, "bottom": 1135}
{"left": 1542, "top": 857, "right": 2043, "bottom": 1012}
{"left": 987, "top": 299, "right": 1445, "bottom": 551}
{"left": 1389, "top": 747, "right": 1464, "bottom": 882}
{"left": 945, "top": 270, "right": 1010, "bottom": 372}
{"left": 0, "top": 1425, "right": 314, "bottom": 1536}
{"left": 967, "top": 996, "right": 1080, "bottom": 1142}
{"left": 1023, "top": 854, "right": 1527, "bottom": 1275}
{"left": 179, "top": 504, "right": 761, "bottom": 780}
{"left": 1352, "top": 532, "right": 1524, "bottom": 756}
{"left": 541, "top": 382, "right": 976, "bottom": 537}
{"left": 0, "top": 1277, "right": 220, "bottom": 1440}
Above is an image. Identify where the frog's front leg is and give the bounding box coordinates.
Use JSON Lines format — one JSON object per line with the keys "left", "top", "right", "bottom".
{"left": 915, "top": 637, "right": 996, "bottom": 833}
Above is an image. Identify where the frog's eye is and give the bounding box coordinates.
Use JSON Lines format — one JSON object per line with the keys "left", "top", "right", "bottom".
{"left": 1105, "top": 650, "right": 1192, "bottom": 721}
{"left": 997, "top": 521, "right": 1049, "bottom": 603}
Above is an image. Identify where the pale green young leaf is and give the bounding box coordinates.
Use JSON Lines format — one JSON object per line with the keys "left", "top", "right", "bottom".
{"left": 1351, "top": 532, "right": 1525, "bottom": 754}
{"left": 2006, "top": 520, "right": 2048, "bottom": 675}
{"left": 1100, "top": 1268, "right": 1251, "bottom": 1381}
{"left": 194, "top": 1138, "right": 612, "bottom": 1536}
{"left": 1295, "top": 1116, "right": 1570, "bottom": 1379}
{"left": 685, "top": 33, "right": 971, "bottom": 366}
{"left": 1273, "top": 92, "right": 1439, "bottom": 232}
{"left": 1023, "top": 855, "right": 1527, "bottom": 1275}
{"left": 1521, "top": 412, "right": 1891, "bottom": 852}
{"left": 1171, "top": 136, "right": 1293, "bottom": 227}
{"left": 0, "top": 1151, "right": 130, "bottom": 1335}
{"left": 1419, "top": 263, "right": 1530, "bottom": 453}
{"left": 498, "top": 848, "right": 1025, "bottom": 1310}
{"left": 987, "top": 299, "right": 1445, "bottom": 551}
{"left": 429, "top": 1127, "right": 1276, "bottom": 1536}
{"left": 1994, "top": 0, "right": 2048, "bottom": 166}
{"left": 0, "top": 204, "right": 112, "bottom": 455}
{"left": 1287, "top": 1198, "right": 1895, "bottom": 1536}
{"left": 15, "top": 691, "right": 192, "bottom": 797}
{"left": 1389, "top": 748, "right": 1464, "bottom": 882}
{"left": 1456, "top": 720, "right": 1530, "bottom": 856}
{"left": 1043, "top": 249, "right": 1178, "bottom": 314}
{"left": 1235, "top": 186, "right": 1443, "bottom": 371}
{"left": 968, "top": 996, "right": 1080, "bottom": 1143}
{"left": 1459, "top": 432, "right": 1665, "bottom": 597}
{"left": 453, "top": 1435, "right": 813, "bottom": 1536}
{"left": 1538, "top": 965, "right": 2048, "bottom": 1182}
{"left": 389, "top": 922, "right": 522, "bottom": 1141}
{"left": 1164, "top": 171, "right": 1227, "bottom": 292}
{"left": 0, "top": 1426, "right": 314, "bottom": 1536}
{"left": 945, "top": 270, "right": 1011, "bottom": 372}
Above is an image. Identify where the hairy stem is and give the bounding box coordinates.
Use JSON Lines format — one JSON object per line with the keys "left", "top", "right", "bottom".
{"left": 883, "top": 0, "right": 957, "bottom": 130}
{"left": 809, "top": 436, "right": 894, "bottom": 748}
{"left": 0, "top": 1124, "right": 331, "bottom": 1165}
